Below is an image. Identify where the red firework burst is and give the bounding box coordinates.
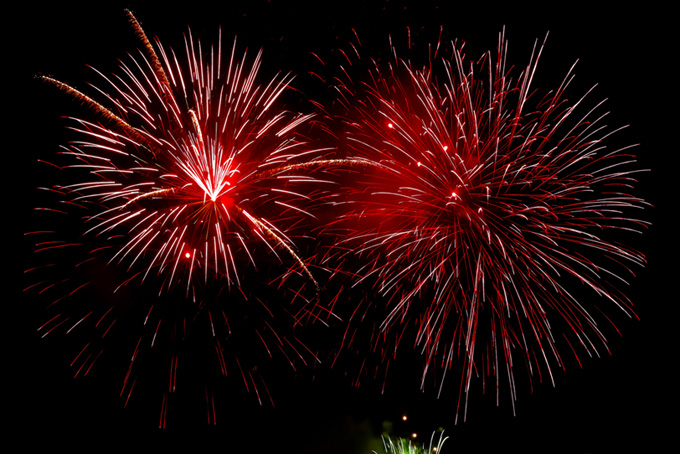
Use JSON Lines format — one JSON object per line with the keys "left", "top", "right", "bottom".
{"left": 37, "top": 12, "right": 330, "bottom": 294}
{"left": 26, "top": 11, "right": 339, "bottom": 426}
{"left": 324, "top": 30, "right": 649, "bottom": 419}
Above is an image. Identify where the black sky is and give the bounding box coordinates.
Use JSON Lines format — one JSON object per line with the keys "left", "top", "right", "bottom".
{"left": 13, "top": 1, "right": 674, "bottom": 452}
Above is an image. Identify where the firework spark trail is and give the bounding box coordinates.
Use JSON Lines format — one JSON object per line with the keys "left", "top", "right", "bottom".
{"left": 324, "top": 30, "right": 648, "bottom": 420}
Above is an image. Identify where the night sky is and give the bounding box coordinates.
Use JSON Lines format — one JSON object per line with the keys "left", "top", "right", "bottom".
{"left": 13, "top": 1, "right": 673, "bottom": 452}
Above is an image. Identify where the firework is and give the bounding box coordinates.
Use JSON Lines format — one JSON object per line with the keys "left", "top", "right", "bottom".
{"left": 379, "top": 431, "right": 448, "bottom": 454}
{"left": 37, "top": 12, "right": 331, "bottom": 293}
{"left": 324, "top": 30, "right": 648, "bottom": 419}
{"left": 26, "top": 10, "right": 341, "bottom": 426}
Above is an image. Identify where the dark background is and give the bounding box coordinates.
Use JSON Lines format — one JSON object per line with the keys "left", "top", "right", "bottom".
{"left": 12, "top": 1, "right": 673, "bottom": 452}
